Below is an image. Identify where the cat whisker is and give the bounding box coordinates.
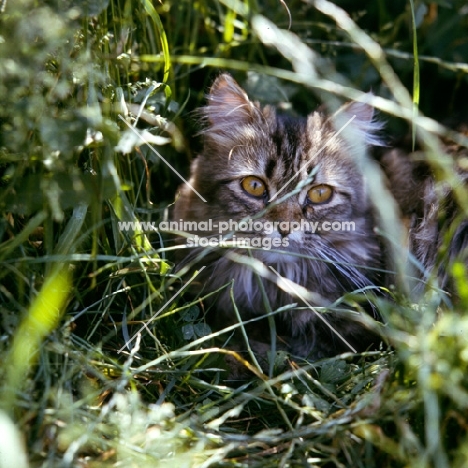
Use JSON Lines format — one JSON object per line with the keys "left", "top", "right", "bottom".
{"left": 321, "top": 246, "right": 381, "bottom": 316}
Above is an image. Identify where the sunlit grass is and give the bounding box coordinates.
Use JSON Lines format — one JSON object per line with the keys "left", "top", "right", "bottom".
{"left": 1, "top": 0, "right": 468, "bottom": 466}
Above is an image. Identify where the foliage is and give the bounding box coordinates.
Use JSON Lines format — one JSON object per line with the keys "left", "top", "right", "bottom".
{"left": 1, "top": 0, "right": 468, "bottom": 467}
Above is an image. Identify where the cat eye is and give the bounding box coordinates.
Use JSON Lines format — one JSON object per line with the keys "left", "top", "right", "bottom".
{"left": 241, "top": 176, "right": 267, "bottom": 198}
{"left": 307, "top": 184, "right": 333, "bottom": 204}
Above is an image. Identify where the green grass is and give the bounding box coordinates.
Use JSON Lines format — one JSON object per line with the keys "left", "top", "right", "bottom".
{"left": 1, "top": 0, "right": 468, "bottom": 466}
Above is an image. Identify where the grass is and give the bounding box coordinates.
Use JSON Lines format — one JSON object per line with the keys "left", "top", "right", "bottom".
{"left": 1, "top": 0, "right": 468, "bottom": 466}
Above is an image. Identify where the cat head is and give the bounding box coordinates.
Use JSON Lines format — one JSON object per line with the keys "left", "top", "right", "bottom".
{"left": 175, "top": 73, "right": 384, "bottom": 271}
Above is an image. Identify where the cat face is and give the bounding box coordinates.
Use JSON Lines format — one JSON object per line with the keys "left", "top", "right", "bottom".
{"left": 173, "top": 74, "right": 384, "bottom": 359}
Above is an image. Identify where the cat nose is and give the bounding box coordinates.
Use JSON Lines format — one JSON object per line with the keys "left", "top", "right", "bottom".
{"left": 277, "top": 224, "right": 290, "bottom": 237}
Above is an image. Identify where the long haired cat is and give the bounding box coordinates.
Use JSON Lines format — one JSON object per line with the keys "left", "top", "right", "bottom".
{"left": 173, "top": 74, "right": 385, "bottom": 364}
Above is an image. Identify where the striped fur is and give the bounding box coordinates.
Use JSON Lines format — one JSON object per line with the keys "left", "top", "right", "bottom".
{"left": 173, "top": 74, "right": 384, "bottom": 361}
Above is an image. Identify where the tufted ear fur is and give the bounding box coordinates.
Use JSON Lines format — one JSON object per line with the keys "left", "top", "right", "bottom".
{"left": 332, "top": 94, "right": 385, "bottom": 147}
{"left": 204, "top": 74, "right": 256, "bottom": 124}
{"left": 201, "top": 74, "right": 264, "bottom": 148}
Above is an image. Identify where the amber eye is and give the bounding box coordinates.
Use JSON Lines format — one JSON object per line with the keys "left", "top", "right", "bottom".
{"left": 241, "top": 176, "right": 266, "bottom": 198}
{"left": 307, "top": 184, "right": 333, "bottom": 204}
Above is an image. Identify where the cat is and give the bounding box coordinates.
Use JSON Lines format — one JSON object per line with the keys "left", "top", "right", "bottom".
{"left": 172, "top": 73, "right": 387, "bottom": 370}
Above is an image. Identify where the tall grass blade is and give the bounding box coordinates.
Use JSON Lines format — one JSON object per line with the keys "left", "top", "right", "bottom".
{"left": 409, "top": 0, "right": 421, "bottom": 150}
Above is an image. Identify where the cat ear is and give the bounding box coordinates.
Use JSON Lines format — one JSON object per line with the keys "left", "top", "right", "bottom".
{"left": 334, "top": 94, "right": 385, "bottom": 147}
{"left": 203, "top": 74, "right": 259, "bottom": 132}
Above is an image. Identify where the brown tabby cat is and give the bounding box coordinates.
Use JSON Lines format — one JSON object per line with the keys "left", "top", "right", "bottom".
{"left": 173, "top": 73, "right": 387, "bottom": 365}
